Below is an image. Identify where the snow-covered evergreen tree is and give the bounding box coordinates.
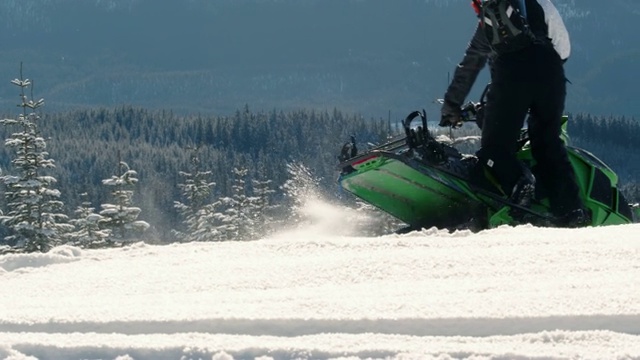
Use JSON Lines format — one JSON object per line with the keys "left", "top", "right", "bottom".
{"left": 173, "top": 147, "right": 225, "bottom": 242}
{"left": 0, "top": 69, "right": 72, "bottom": 253}
{"left": 66, "top": 193, "right": 113, "bottom": 248}
{"left": 251, "top": 177, "right": 278, "bottom": 237}
{"left": 189, "top": 201, "right": 227, "bottom": 242}
{"left": 219, "top": 167, "right": 259, "bottom": 241}
{"left": 99, "top": 161, "right": 149, "bottom": 243}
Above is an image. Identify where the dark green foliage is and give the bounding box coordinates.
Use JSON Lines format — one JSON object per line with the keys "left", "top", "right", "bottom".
{"left": 0, "top": 105, "right": 391, "bottom": 242}
{"left": 66, "top": 194, "right": 113, "bottom": 249}
{"left": 98, "top": 160, "right": 149, "bottom": 243}
{"left": 251, "top": 177, "right": 279, "bottom": 237}
{"left": 0, "top": 73, "right": 72, "bottom": 252}
{"left": 172, "top": 146, "right": 219, "bottom": 242}
{"left": 220, "top": 167, "right": 255, "bottom": 241}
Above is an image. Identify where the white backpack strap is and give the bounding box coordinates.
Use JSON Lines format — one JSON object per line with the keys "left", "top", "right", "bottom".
{"left": 535, "top": 0, "right": 571, "bottom": 60}
{"left": 506, "top": 5, "right": 514, "bottom": 17}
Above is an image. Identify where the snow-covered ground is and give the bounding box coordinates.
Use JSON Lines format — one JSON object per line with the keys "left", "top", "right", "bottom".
{"left": 1, "top": 200, "right": 639, "bottom": 360}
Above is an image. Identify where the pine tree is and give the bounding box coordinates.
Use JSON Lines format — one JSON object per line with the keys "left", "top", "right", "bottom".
{"left": 173, "top": 147, "right": 224, "bottom": 242}
{"left": 190, "top": 201, "right": 227, "bottom": 242}
{"left": 0, "top": 68, "right": 72, "bottom": 253}
{"left": 219, "top": 167, "right": 258, "bottom": 240}
{"left": 251, "top": 177, "right": 278, "bottom": 237}
{"left": 66, "top": 193, "right": 113, "bottom": 248}
{"left": 99, "top": 160, "right": 150, "bottom": 243}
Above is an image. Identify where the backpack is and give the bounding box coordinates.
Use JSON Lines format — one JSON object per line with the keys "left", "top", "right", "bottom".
{"left": 480, "top": 0, "right": 537, "bottom": 54}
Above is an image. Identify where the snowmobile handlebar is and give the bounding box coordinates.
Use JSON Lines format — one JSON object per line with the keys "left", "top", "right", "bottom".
{"left": 436, "top": 83, "right": 489, "bottom": 128}
{"left": 458, "top": 101, "right": 481, "bottom": 123}
{"left": 458, "top": 83, "right": 489, "bottom": 125}
{"left": 435, "top": 99, "right": 482, "bottom": 126}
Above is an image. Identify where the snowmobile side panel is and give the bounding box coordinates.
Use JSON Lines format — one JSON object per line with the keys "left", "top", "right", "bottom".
{"left": 339, "top": 152, "right": 477, "bottom": 229}
{"left": 516, "top": 145, "right": 634, "bottom": 226}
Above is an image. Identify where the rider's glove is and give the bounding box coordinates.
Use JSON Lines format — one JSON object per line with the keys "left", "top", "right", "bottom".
{"left": 439, "top": 100, "right": 463, "bottom": 128}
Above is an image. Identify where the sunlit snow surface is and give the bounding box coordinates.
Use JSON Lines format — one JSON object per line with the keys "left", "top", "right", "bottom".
{"left": 1, "top": 199, "right": 639, "bottom": 360}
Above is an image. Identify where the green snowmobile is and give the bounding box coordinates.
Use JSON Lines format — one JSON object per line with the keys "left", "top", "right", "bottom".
{"left": 337, "top": 104, "right": 639, "bottom": 232}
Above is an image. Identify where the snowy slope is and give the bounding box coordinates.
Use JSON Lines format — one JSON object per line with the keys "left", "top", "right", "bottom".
{"left": 1, "top": 200, "right": 639, "bottom": 360}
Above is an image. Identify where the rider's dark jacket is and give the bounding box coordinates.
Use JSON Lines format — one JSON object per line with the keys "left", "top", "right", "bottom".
{"left": 442, "top": 0, "right": 571, "bottom": 111}
{"left": 442, "top": 24, "right": 493, "bottom": 111}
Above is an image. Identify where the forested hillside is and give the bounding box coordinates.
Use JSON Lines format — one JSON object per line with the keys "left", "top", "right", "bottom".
{"left": 1, "top": 0, "right": 639, "bottom": 118}
{"left": 0, "top": 101, "right": 637, "bottom": 245}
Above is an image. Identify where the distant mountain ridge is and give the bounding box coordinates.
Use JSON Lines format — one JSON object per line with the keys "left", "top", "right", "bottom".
{"left": 0, "top": 0, "right": 638, "bottom": 119}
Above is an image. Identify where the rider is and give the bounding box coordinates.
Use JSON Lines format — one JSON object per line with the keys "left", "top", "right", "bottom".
{"left": 439, "top": 0, "right": 588, "bottom": 227}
